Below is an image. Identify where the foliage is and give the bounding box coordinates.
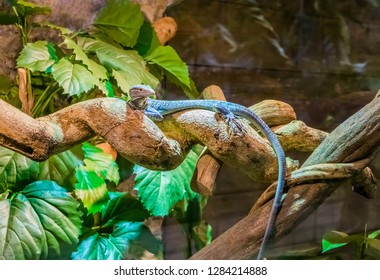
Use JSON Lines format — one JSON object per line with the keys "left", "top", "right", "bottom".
{"left": 3, "top": 0, "right": 198, "bottom": 118}
{"left": 0, "top": 181, "right": 81, "bottom": 260}
{"left": 72, "top": 192, "right": 158, "bottom": 260}
{"left": 133, "top": 149, "right": 199, "bottom": 217}
{"left": 322, "top": 228, "right": 380, "bottom": 259}
{"left": 0, "top": 0, "right": 208, "bottom": 260}
{"left": 277, "top": 227, "right": 380, "bottom": 260}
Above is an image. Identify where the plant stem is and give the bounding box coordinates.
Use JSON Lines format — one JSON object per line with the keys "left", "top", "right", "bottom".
{"left": 32, "top": 82, "right": 60, "bottom": 117}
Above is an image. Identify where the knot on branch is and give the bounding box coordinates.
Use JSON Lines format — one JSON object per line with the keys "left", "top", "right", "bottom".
{"left": 253, "top": 158, "right": 376, "bottom": 211}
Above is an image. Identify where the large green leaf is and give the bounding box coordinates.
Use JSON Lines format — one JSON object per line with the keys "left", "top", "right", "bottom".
{"left": 71, "top": 221, "right": 160, "bottom": 260}
{"left": 133, "top": 150, "right": 199, "bottom": 217}
{"left": 101, "top": 192, "right": 150, "bottom": 227}
{"left": 135, "top": 21, "right": 161, "bottom": 56}
{"left": 0, "top": 147, "right": 39, "bottom": 193}
{"left": 94, "top": 0, "right": 144, "bottom": 47}
{"left": 145, "top": 46, "right": 190, "bottom": 88}
{"left": 145, "top": 45, "right": 198, "bottom": 98}
{"left": 52, "top": 58, "right": 96, "bottom": 96}
{"left": 38, "top": 150, "right": 81, "bottom": 190}
{"left": 17, "top": 41, "right": 58, "bottom": 73}
{"left": 75, "top": 166, "right": 109, "bottom": 214}
{"left": 78, "top": 37, "right": 159, "bottom": 92}
{"left": 0, "top": 181, "right": 82, "bottom": 259}
{"left": 63, "top": 37, "right": 113, "bottom": 96}
{"left": 82, "top": 142, "right": 119, "bottom": 185}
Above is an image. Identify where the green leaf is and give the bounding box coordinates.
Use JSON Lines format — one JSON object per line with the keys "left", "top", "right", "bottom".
{"left": 72, "top": 221, "right": 160, "bottom": 260}
{"left": 12, "top": 0, "right": 51, "bottom": 17}
{"left": 38, "top": 150, "right": 81, "bottom": 190}
{"left": 368, "top": 229, "right": 380, "bottom": 239}
{"left": 135, "top": 21, "right": 161, "bottom": 56}
{"left": 145, "top": 45, "right": 190, "bottom": 87}
{"left": 0, "top": 181, "right": 82, "bottom": 259}
{"left": 94, "top": 0, "right": 144, "bottom": 47}
{"left": 17, "top": 41, "right": 58, "bottom": 72}
{"left": 101, "top": 192, "right": 150, "bottom": 227}
{"left": 366, "top": 238, "right": 380, "bottom": 259}
{"left": 145, "top": 45, "right": 198, "bottom": 98}
{"left": 133, "top": 150, "right": 199, "bottom": 216}
{"left": 63, "top": 37, "right": 112, "bottom": 96}
{"left": 78, "top": 37, "right": 159, "bottom": 92}
{"left": 75, "top": 166, "right": 109, "bottom": 214}
{"left": 0, "top": 147, "right": 39, "bottom": 193}
{"left": 82, "top": 142, "right": 119, "bottom": 185}
{"left": 52, "top": 58, "right": 96, "bottom": 96}
{"left": 322, "top": 230, "right": 349, "bottom": 253}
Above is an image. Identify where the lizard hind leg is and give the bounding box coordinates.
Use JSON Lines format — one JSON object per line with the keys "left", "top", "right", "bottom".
{"left": 215, "top": 107, "right": 246, "bottom": 135}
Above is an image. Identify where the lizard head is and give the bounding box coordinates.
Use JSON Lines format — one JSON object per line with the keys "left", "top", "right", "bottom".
{"left": 129, "top": 84, "right": 156, "bottom": 101}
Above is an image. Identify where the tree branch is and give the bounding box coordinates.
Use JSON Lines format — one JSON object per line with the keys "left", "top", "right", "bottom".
{"left": 0, "top": 95, "right": 317, "bottom": 182}
{"left": 190, "top": 92, "right": 380, "bottom": 260}
{"left": 0, "top": 98, "right": 185, "bottom": 169}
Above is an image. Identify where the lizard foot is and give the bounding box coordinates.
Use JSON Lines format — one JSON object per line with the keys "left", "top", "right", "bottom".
{"left": 216, "top": 112, "right": 246, "bottom": 135}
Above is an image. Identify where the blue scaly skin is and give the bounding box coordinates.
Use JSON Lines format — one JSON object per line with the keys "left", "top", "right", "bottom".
{"left": 128, "top": 85, "right": 287, "bottom": 260}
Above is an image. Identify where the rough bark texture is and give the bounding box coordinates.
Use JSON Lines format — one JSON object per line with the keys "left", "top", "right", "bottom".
{"left": 190, "top": 92, "right": 380, "bottom": 260}
{"left": 0, "top": 95, "right": 309, "bottom": 179}
{"left": 0, "top": 98, "right": 184, "bottom": 169}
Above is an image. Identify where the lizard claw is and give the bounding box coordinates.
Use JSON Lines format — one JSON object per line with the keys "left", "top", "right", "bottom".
{"left": 216, "top": 112, "right": 246, "bottom": 135}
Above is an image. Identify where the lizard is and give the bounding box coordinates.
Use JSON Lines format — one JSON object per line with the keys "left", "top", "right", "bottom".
{"left": 128, "top": 84, "right": 287, "bottom": 260}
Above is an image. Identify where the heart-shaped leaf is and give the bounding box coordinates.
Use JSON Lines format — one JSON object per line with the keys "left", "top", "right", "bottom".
{"left": 0, "top": 181, "right": 82, "bottom": 259}
{"left": 133, "top": 150, "right": 199, "bottom": 217}
{"left": 17, "top": 41, "right": 57, "bottom": 73}
{"left": 52, "top": 58, "right": 96, "bottom": 96}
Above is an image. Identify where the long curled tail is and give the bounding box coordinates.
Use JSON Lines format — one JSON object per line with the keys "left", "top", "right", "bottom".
{"left": 256, "top": 146, "right": 286, "bottom": 260}
{"left": 236, "top": 107, "right": 286, "bottom": 260}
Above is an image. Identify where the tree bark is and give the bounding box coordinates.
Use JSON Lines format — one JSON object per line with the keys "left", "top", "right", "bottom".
{"left": 190, "top": 92, "right": 380, "bottom": 260}
{"left": 0, "top": 96, "right": 317, "bottom": 181}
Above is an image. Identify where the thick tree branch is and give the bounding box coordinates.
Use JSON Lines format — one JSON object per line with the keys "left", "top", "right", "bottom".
{"left": 0, "top": 95, "right": 318, "bottom": 182}
{"left": 0, "top": 98, "right": 184, "bottom": 169}
{"left": 190, "top": 92, "right": 380, "bottom": 260}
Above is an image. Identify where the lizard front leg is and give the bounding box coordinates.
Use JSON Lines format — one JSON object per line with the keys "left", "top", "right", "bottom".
{"left": 144, "top": 106, "right": 164, "bottom": 121}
